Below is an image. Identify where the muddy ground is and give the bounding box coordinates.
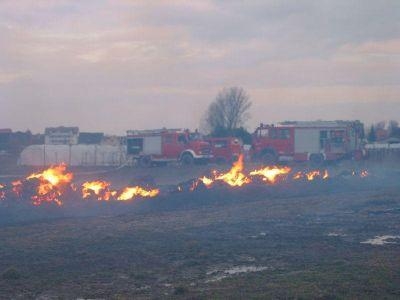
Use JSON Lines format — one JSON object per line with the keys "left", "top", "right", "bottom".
{"left": 0, "top": 161, "right": 399, "bottom": 299}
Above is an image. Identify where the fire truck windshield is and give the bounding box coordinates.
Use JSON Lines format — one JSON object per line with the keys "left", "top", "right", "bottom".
{"left": 178, "top": 134, "right": 188, "bottom": 144}
{"left": 189, "top": 133, "right": 202, "bottom": 141}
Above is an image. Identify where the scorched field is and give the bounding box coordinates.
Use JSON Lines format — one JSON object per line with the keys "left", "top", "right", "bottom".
{"left": 0, "top": 158, "right": 399, "bottom": 299}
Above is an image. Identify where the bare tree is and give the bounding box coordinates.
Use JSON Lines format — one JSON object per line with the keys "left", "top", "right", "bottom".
{"left": 203, "top": 87, "right": 252, "bottom": 135}
{"left": 388, "top": 120, "right": 399, "bottom": 137}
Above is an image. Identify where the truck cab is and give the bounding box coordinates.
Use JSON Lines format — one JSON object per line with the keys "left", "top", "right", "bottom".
{"left": 206, "top": 137, "right": 242, "bottom": 164}
{"left": 251, "top": 125, "right": 294, "bottom": 164}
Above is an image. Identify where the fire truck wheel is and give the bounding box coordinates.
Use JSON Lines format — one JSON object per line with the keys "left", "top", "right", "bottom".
{"left": 181, "top": 153, "right": 194, "bottom": 165}
{"left": 139, "top": 156, "right": 152, "bottom": 168}
{"left": 309, "top": 154, "right": 324, "bottom": 166}
{"left": 262, "top": 152, "right": 277, "bottom": 165}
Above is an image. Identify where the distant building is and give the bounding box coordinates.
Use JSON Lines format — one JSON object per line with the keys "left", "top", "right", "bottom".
{"left": 0, "top": 130, "right": 44, "bottom": 168}
{"left": 78, "top": 132, "right": 104, "bottom": 144}
{"left": 102, "top": 135, "right": 123, "bottom": 146}
{"left": 0, "top": 129, "right": 12, "bottom": 152}
{"left": 45, "top": 126, "right": 79, "bottom": 145}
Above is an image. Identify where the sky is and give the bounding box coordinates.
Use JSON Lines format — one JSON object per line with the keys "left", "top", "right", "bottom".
{"left": 0, "top": 0, "right": 399, "bottom": 134}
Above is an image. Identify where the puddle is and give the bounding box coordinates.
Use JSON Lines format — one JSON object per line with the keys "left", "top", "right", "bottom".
{"left": 250, "top": 232, "right": 267, "bottom": 239}
{"left": 206, "top": 265, "right": 269, "bottom": 282}
{"left": 327, "top": 232, "right": 347, "bottom": 237}
{"left": 361, "top": 235, "right": 400, "bottom": 245}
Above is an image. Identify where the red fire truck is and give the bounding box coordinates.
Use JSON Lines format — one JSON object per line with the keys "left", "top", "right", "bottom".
{"left": 206, "top": 137, "right": 242, "bottom": 164}
{"left": 251, "top": 121, "right": 364, "bottom": 164}
{"left": 126, "top": 129, "right": 212, "bottom": 167}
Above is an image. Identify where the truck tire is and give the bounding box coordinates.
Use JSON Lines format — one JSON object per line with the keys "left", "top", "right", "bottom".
{"left": 139, "top": 156, "right": 152, "bottom": 168}
{"left": 181, "top": 153, "right": 194, "bottom": 165}
{"left": 309, "top": 154, "right": 324, "bottom": 166}
{"left": 262, "top": 152, "right": 277, "bottom": 165}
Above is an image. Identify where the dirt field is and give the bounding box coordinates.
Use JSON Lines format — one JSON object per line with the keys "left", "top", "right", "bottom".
{"left": 0, "top": 162, "right": 399, "bottom": 299}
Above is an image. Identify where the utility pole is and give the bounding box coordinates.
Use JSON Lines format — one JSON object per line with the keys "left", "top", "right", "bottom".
{"left": 69, "top": 143, "right": 72, "bottom": 165}
{"left": 43, "top": 143, "right": 46, "bottom": 167}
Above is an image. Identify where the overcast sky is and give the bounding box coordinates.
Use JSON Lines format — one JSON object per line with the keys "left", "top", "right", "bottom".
{"left": 1, "top": 0, "right": 399, "bottom": 134}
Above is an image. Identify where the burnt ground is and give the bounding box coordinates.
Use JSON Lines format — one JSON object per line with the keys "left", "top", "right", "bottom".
{"left": 0, "top": 162, "right": 400, "bottom": 299}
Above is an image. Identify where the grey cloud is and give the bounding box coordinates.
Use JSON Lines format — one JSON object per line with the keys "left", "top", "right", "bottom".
{"left": 0, "top": 1, "right": 399, "bottom": 133}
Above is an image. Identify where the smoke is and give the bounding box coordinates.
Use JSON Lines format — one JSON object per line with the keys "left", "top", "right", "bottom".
{"left": 1, "top": 152, "right": 400, "bottom": 229}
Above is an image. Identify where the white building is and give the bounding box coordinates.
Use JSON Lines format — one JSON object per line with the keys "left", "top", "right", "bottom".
{"left": 19, "top": 144, "right": 127, "bottom": 166}
{"left": 45, "top": 126, "right": 79, "bottom": 145}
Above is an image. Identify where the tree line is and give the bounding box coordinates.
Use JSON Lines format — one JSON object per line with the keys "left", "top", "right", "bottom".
{"left": 367, "top": 120, "right": 400, "bottom": 143}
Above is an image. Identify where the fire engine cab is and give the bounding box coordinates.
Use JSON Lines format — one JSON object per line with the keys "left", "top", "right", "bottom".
{"left": 251, "top": 121, "right": 364, "bottom": 164}
{"left": 206, "top": 137, "right": 242, "bottom": 164}
{"left": 126, "top": 129, "right": 212, "bottom": 167}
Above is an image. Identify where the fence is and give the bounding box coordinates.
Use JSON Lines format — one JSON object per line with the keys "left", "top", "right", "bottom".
{"left": 19, "top": 144, "right": 127, "bottom": 166}
{"left": 365, "top": 143, "right": 400, "bottom": 162}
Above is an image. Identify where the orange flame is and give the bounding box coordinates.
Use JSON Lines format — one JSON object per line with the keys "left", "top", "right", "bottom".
{"left": 26, "top": 164, "right": 73, "bottom": 206}
{"left": 292, "top": 170, "right": 329, "bottom": 181}
{"left": 293, "top": 172, "right": 303, "bottom": 180}
{"left": 11, "top": 180, "right": 23, "bottom": 197}
{"left": 27, "top": 164, "right": 73, "bottom": 186}
{"left": 197, "top": 155, "right": 250, "bottom": 188}
{"left": 199, "top": 176, "right": 213, "bottom": 188}
{"left": 215, "top": 154, "right": 251, "bottom": 187}
{"left": 117, "top": 186, "right": 159, "bottom": 201}
{"left": 81, "top": 180, "right": 116, "bottom": 201}
{"left": 0, "top": 184, "right": 5, "bottom": 200}
{"left": 249, "top": 166, "right": 291, "bottom": 183}
{"left": 305, "top": 170, "right": 321, "bottom": 181}
{"left": 0, "top": 158, "right": 370, "bottom": 206}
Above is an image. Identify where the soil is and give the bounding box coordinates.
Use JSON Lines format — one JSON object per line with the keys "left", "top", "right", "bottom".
{"left": 0, "top": 161, "right": 399, "bottom": 299}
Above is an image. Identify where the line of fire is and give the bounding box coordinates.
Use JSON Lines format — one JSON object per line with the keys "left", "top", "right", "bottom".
{"left": 0, "top": 152, "right": 370, "bottom": 207}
